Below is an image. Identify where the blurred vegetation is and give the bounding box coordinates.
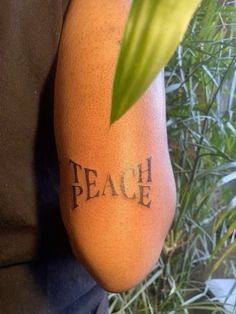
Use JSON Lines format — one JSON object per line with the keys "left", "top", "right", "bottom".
{"left": 109, "top": 0, "right": 236, "bottom": 313}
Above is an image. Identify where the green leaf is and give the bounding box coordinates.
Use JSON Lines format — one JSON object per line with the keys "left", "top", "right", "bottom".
{"left": 111, "top": 0, "right": 202, "bottom": 124}
{"left": 210, "top": 240, "right": 236, "bottom": 276}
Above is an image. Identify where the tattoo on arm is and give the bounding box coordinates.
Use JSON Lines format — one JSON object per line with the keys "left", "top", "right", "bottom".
{"left": 69, "top": 157, "right": 153, "bottom": 210}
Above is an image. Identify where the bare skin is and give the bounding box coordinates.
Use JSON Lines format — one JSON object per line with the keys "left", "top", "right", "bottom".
{"left": 54, "top": 0, "right": 176, "bottom": 292}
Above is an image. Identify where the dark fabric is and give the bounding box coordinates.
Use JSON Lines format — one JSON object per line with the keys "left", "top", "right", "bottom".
{"left": 0, "top": 256, "right": 108, "bottom": 314}
{"left": 0, "top": 0, "right": 69, "bottom": 268}
{"left": 0, "top": 1, "right": 108, "bottom": 312}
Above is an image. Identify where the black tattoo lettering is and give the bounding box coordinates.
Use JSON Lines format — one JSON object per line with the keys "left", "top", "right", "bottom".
{"left": 69, "top": 159, "right": 82, "bottom": 183}
{"left": 138, "top": 185, "right": 152, "bottom": 208}
{"left": 68, "top": 156, "right": 153, "bottom": 209}
{"left": 72, "top": 184, "right": 83, "bottom": 210}
{"left": 120, "top": 168, "right": 136, "bottom": 199}
{"left": 138, "top": 157, "right": 152, "bottom": 183}
{"left": 70, "top": 159, "right": 83, "bottom": 209}
{"left": 84, "top": 168, "right": 100, "bottom": 200}
{"left": 102, "top": 174, "right": 119, "bottom": 196}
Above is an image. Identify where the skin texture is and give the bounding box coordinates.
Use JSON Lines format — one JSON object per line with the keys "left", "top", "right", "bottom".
{"left": 54, "top": 0, "right": 176, "bottom": 292}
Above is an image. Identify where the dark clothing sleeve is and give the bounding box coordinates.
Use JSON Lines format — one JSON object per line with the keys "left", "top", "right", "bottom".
{"left": 0, "top": 257, "right": 108, "bottom": 314}
{"left": 0, "top": 1, "right": 108, "bottom": 312}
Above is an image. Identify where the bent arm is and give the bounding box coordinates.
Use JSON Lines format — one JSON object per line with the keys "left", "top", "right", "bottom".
{"left": 54, "top": 0, "right": 176, "bottom": 292}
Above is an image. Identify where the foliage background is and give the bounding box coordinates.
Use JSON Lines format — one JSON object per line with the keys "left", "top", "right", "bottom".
{"left": 109, "top": 0, "right": 236, "bottom": 313}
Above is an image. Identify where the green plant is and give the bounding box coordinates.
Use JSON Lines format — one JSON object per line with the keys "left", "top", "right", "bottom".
{"left": 109, "top": 0, "right": 236, "bottom": 313}
{"left": 111, "top": 0, "right": 201, "bottom": 123}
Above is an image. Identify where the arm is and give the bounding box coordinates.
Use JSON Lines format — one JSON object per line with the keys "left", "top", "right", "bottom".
{"left": 54, "top": 0, "right": 176, "bottom": 292}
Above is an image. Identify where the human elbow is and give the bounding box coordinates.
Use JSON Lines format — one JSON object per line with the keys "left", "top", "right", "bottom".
{"left": 67, "top": 224, "right": 165, "bottom": 293}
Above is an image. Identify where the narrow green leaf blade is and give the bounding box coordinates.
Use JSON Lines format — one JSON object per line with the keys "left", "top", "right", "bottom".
{"left": 111, "top": 0, "right": 202, "bottom": 124}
